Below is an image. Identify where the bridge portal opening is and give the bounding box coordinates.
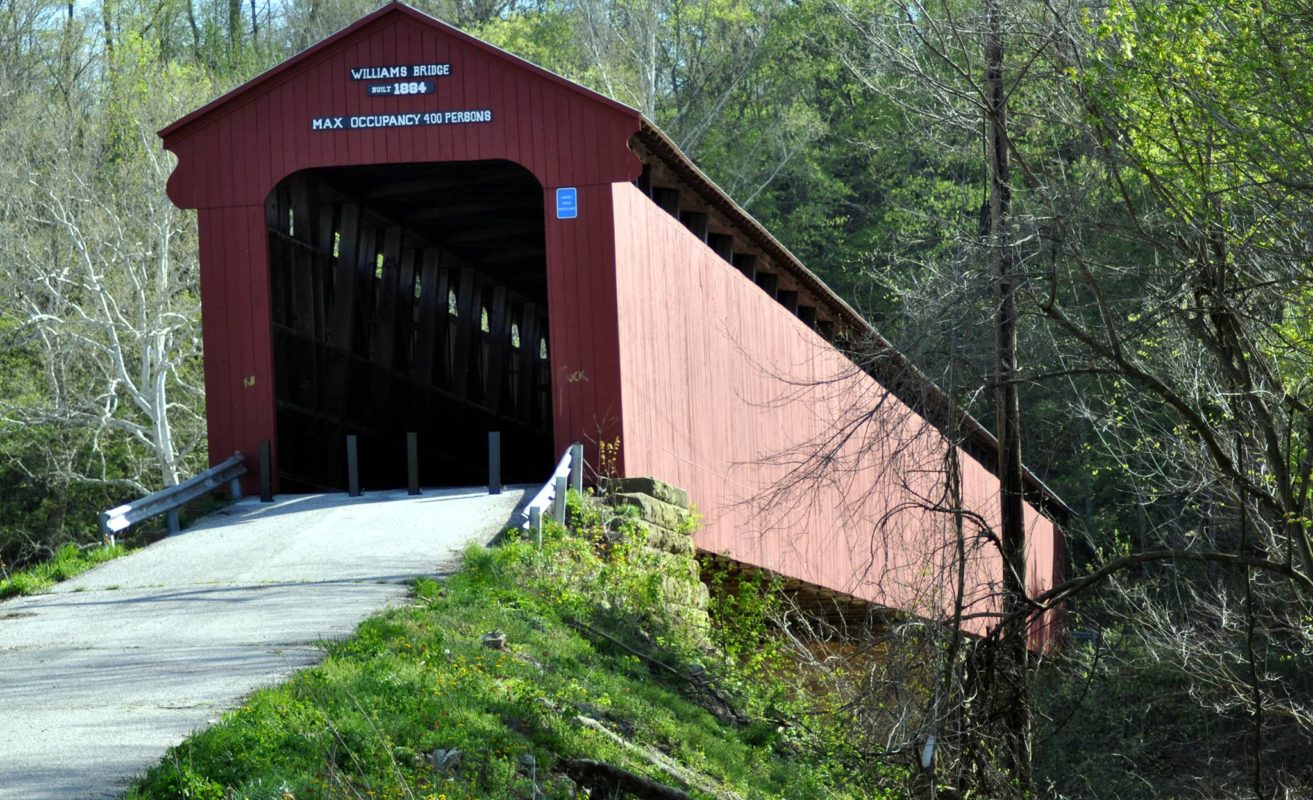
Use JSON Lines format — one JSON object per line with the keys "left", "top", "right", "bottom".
{"left": 266, "top": 160, "right": 553, "bottom": 492}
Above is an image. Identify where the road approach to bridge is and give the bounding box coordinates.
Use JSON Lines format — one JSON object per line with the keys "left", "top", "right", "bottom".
{"left": 0, "top": 487, "right": 527, "bottom": 800}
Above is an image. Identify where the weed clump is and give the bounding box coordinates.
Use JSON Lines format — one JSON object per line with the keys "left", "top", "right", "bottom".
{"left": 0, "top": 542, "right": 126, "bottom": 599}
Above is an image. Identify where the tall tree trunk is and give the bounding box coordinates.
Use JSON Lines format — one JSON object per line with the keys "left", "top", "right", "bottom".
{"left": 985, "top": 0, "right": 1031, "bottom": 790}
{"left": 228, "top": 0, "right": 241, "bottom": 58}
{"left": 101, "top": 0, "right": 114, "bottom": 58}
{"left": 186, "top": 0, "right": 201, "bottom": 62}
{"left": 250, "top": 0, "right": 258, "bottom": 50}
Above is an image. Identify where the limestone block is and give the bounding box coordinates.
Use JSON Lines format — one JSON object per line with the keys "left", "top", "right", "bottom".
{"left": 631, "top": 519, "right": 695, "bottom": 556}
{"left": 609, "top": 477, "right": 690, "bottom": 509}
{"left": 610, "top": 492, "right": 690, "bottom": 532}
{"left": 636, "top": 548, "right": 700, "bottom": 582}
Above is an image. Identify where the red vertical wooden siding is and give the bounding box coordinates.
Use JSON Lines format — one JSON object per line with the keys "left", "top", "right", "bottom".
{"left": 610, "top": 184, "right": 1061, "bottom": 645}
{"left": 164, "top": 4, "right": 1063, "bottom": 643}
{"left": 543, "top": 184, "right": 625, "bottom": 469}
{"left": 162, "top": 9, "right": 642, "bottom": 209}
{"left": 162, "top": 5, "right": 641, "bottom": 482}
{"left": 195, "top": 206, "right": 277, "bottom": 475}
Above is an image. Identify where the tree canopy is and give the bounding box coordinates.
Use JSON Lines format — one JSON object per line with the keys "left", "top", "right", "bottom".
{"left": 1, "top": 0, "right": 1311, "bottom": 795}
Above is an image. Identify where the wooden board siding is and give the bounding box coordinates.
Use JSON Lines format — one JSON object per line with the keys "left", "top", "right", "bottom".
{"left": 161, "top": 7, "right": 641, "bottom": 209}
{"left": 196, "top": 205, "right": 277, "bottom": 478}
{"left": 610, "top": 183, "right": 1062, "bottom": 646}
{"left": 161, "top": 4, "right": 640, "bottom": 484}
{"left": 163, "top": 3, "right": 1063, "bottom": 644}
{"left": 544, "top": 184, "right": 626, "bottom": 469}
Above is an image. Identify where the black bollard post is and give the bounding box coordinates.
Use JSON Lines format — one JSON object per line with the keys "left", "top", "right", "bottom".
{"left": 407, "top": 432, "right": 420, "bottom": 496}
{"left": 347, "top": 434, "right": 361, "bottom": 497}
{"left": 488, "top": 431, "right": 501, "bottom": 495}
{"left": 259, "top": 440, "right": 273, "bottom": 502}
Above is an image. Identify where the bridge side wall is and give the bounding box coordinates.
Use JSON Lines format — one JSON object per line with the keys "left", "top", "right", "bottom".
{"left": 160, "top": 10, "right": 642, "bottom": 486}
{"left": 611, "top": 183, "right": 1062, "bottom": 644}
{"left": 544, "top": 185, "right": 627, "bottom": 468}
{"left": 195, "top": 205, "right": 277, "bottom": 483}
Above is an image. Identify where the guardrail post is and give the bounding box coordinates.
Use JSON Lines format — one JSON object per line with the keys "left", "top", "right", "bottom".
{"left": 346, "top": 435, "right": 361, "bottom": 497}
{"left": 259, "top": 440, "right": 273, "bottom": 503}
{"left": 569, "top": 442, "right": 583, "bottom": 494}
{"left": 553, "top": 474, "right": 568, "bottom": 523}
{"left": 230, "top": 452, "right": 244, "bottom": 500}
{"left": 530, "top": 505, "right": 542, "bottom": 547}
{"left": 166, "top": 508, "right": 181, "bottom": 536}
{"left": 488, "top": 431, "right": 501, "bottom": 495}
{"left": 406, "top": 432, "right": 420, "bottom": 495}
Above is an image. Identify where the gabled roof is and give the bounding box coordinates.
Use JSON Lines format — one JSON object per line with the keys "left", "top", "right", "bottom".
{"left": 159, "top": 1, "right": 638, "bottom": 142}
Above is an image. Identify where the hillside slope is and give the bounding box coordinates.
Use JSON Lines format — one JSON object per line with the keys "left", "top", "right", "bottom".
{"left": 123, "top": 491, "right": 903, "bottom": 799}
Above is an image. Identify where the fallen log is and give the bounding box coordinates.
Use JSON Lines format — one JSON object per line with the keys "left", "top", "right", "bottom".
{"left": 573, "top": 715, "right": 745, "bottom": 800}
{"left": 563, "top": 758, "right": 692, "bottom": 800}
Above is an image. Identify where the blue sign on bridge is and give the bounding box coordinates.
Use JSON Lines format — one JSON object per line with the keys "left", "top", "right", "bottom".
{"left": 556, "top": 187, "right": 578, "bottom": 220}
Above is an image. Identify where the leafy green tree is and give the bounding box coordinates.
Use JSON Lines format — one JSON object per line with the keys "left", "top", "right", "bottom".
{"left": 819, "top": 0, "right": 1313, "bottom": 794}
{"left": 0, "top": 13, "right": 214, "bottom": 563}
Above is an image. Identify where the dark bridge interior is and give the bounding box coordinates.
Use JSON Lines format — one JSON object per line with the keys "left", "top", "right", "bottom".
{"left": 266, "top": 160, "right": 553, "bottom": 492}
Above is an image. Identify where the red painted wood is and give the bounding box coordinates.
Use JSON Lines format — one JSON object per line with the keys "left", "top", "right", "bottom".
{"left": 166, "top": 7, "right": 644, "bottom": 208}
{"left": 538, "top": 182, "right": 628, "bottom": 472}
{"left": 163, "top": 2, "right": 1060, "bottom": 644}
{"left": 609, "top": 184, "right": 1060, "bottom": 647}
{"left": 196, "top": 209, "right": 230, "bottom": 469}
{"left": 193, "top": 205, "right": 277, "bottom": 493}
{"left": 162, "top": 4, "right": 641, "bottom": 481}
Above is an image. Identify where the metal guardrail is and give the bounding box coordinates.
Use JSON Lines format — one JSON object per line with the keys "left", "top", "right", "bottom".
{"left": 100, "top": 436, "right": 563, "bottom": 543}
{"left": 99, "top": 453, "right": 247, "bottom": 542}
{"left": 522, "top": 442, "right": 583, "bottom": 544}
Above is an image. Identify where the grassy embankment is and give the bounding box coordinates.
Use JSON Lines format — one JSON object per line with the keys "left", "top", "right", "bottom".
{"left": 0, "top": 542, "right": 127, "bottom": 599}
{"left": 123, "top": 491, "right": 906, "bottom": 799}
{"left": 0, "top": 494, "right": 234, "bottom": 599}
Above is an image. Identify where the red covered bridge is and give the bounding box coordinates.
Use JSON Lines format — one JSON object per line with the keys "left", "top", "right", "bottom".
{"left": 160, "top": 2, "right": 1067, "bottom": 643}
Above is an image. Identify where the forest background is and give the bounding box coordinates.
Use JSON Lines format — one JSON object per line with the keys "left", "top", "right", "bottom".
{"left": 2, "top": 0, "right": 1312, "bottom": 797}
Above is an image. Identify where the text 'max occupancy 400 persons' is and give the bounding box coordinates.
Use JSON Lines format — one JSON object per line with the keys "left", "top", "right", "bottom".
{"left": 311, "top": 110, "right": 493, "bottom": 131}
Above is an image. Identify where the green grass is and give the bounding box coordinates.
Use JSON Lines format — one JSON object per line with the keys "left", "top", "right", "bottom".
{"left": 0, "top": 491, "right": 232, "bottom": 601}
{"left": 0, "top": 542, "right": 128, "bottom": 599}
{"left": 123, "top": 504, "right": 902, "bottom": 799}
